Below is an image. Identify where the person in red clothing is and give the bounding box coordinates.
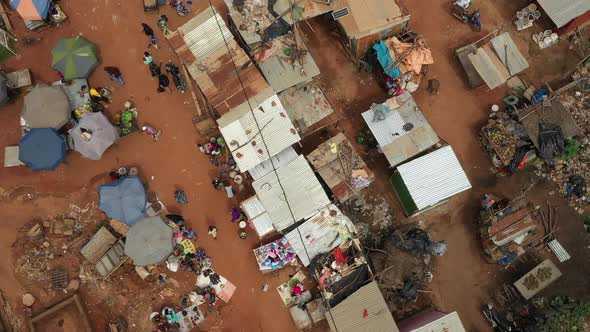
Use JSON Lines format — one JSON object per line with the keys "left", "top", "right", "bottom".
{"left": 104, "top": 67, "right": 124, "bottom": 85}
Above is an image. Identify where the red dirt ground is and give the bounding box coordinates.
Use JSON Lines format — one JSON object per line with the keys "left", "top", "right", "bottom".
{"left": 1, "top": 0, "right": 589, "bottom": 331}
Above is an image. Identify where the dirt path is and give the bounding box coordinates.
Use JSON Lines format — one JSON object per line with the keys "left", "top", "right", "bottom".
{"left": 0, "top": 1, "right": 306, "bottom": 331}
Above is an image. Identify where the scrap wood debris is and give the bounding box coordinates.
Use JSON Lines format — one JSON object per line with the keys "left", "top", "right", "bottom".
{"left": 535, "top": 80, "right": 590, "bottom": 212}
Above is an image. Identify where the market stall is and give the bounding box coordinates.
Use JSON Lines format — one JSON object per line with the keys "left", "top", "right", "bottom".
{"left": 253, "top": 237, "right": 296, "bottom": 272}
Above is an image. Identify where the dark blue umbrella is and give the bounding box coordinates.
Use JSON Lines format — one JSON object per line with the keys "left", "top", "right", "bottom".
{"left": 18, "top": 128, "right": 66, "bottom": 171}
{"left": 98, "top": 176, "right": 147, "bottom": 225}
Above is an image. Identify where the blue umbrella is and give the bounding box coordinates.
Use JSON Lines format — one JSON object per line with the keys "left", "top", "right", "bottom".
{"left": 18, "top": 128, "right": 66, "bottom": 171}
{"left": 98, "top": 176, "right": 147, "bottom": 225}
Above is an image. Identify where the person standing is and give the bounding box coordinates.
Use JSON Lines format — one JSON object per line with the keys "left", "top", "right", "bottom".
{"left": 104, "top": 67, "right": 124, "bottom": 85}
{"left": 143, "top": 51, "right": 153, "bottom": 65}
{"left": 142, "top": 23, "right": 159, "bottom": 49}
{"left": 142, "top": 125, "right": 162, "bottom": 142}
{"left": 157, "top": 74, "right": 170, "bottom": 93}
{"left": 208, "top": 226, "right": 218, "bottom": 240}
{"left": 158, "top": 15, "right": 170, "bottom": 35}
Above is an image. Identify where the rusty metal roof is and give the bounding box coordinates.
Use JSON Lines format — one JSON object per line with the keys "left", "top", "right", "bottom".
{"left": 328, "top": 281, "right": 399, "bottom": 332}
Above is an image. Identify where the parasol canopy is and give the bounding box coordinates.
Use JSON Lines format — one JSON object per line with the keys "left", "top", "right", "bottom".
{"left": 70, "top": 112, "right": 118, "bottom": 160}
{"left": 98, "top": 176, "right": 146, "bottom": 225}
{"left": 18, "top": 128, "right": 66, "bottom": 171}
{"left": 22, "top": 84, "right": 70, "bottom": 129}
{"left": 10, "top": 0, "right": 50, "bottom": 21}
{"left": 52, "top": 37, "right": 99, "bottom": 80}
{"left": 124, "top": 216, "right": 174, "bottom": 266}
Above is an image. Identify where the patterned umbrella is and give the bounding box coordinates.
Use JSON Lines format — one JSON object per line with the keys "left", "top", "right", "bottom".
{"left": 9, "top": 0, "right": 50, "bottom": 20}
{"left": 18, "top": 128, "right": 66, "bottom": 171}
{"left": 69, "top": 112, "right": 119, "bottom": 160}
{"left": 51, "top": 37, "right": 99, "bottom": 80}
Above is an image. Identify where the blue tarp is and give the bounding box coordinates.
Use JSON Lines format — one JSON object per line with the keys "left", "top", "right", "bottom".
{"left": 373, "top": 40, "right": 400, "bottom": 79}
{"left": 98, "top": 176, "right": 147, "bottom": 225}
{"left": 18, "top": 128, "right": 66, "bottom": 171}
{"left": 10, "top": 0, "right": 50, "bottom": 20}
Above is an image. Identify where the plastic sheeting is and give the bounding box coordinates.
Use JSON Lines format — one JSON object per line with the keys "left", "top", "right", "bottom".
{"left": 538, "top": 123, "right": 565, "bottom": 165}
{"left": 372, "top": 40, "right": 400, "bottom": 79}
{"left": 385, "top": 37, "right": 434, "bottom": 75}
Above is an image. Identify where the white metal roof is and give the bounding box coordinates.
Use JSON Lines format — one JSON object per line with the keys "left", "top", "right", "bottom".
{"left": 408, "top": 312, "right": 466, "bottom": 332}
{"left": 252, "top": 155, "right": 331, "bottom": 232}
{"left": 284, "top": 204, "right": 355, "bottom": 266}
{"left": 248, "top": 146, "right": 299, "bottom": 180}
{"left": 361, "top": 92, "right": 439, "bottom": 166}
{"left": 397, "top": 146, "right": 471, "bottom": 210}
{"left": 219, "top": 94, "right": 301, "bottom": 172}
{"left": 240, "top": 195, "right": 276, "bottom": 237}
{"left": 179, "top": 6, "right": 233, "bottom": 60}
{"left": 538, "top": 0, "right": 590, "bottom": 28}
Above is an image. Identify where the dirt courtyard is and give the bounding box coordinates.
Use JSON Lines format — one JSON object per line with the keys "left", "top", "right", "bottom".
{"left": 0, "top": 0, "right": 589, "bottom": 331}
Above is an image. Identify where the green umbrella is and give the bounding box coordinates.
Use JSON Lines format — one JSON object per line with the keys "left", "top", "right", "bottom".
{"left": 51, "top": 36, "right": 99, "bottom": 80}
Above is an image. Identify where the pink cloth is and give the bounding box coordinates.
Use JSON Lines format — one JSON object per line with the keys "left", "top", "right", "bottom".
{"left": 143, "top": 126, "right": 157, "bottom": 135}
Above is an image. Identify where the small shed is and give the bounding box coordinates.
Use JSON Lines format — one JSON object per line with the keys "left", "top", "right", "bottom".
{"left": 252, "top": 155, "right": 331, "bottom": 232}
{"left": 240, "top": 195, "right": 276, "bottom": 238}
{"left": 279, "top": 81, "right": 334, "bottom": 134}
{"left": 170, "top": 6, "right": 271, "bottom": 117}
{"left": 332, "top": 0, "right": 410, "bottom": 64}
{"left": 307, "top": 133, "right": 374, "bottom": 202}
{"left": 458, "top": 32, "right": 529, "bottom": 90}
{"left": 390, "top": 146, "right": 471, "bottom": 216}
{"left": 537, "top": 0, "right": 590, "bottom": 30}
{"left": 284, "top": 204, "right": 355, "bottom": 266}
{"left": 397, "top": 311, "right": 465, "bottom": 332}
{"left": 361, "top": 92, "right": 439, "bottom": 167}
{"left": 219, "top": 93, "right": 301, "bottom": 172}
{"left": 328, "top": 281, "right": 399, "bottom": 332}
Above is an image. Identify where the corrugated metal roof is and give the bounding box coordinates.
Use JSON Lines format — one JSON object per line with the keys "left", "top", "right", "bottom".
{"left": 174, "top": 8, "right": 271, "bottom": 117}
{"left": 468, "top": 46, "right": 510, "bottom": 89}
{"left": 248, "top": 146, "right": 299, "bottom": 180}
{"left": 253, "top": 155, "right": 331, "bottom": 232}
{"left": 397, "top": 146, "right": 471, "bottom": 210}
{"left": 538, "top": 0, "right": 590, "bottom": 28}
{"left": 284, "top": 204, "right": 355, "bottom": 266}
{"left": 180, "top": 7, "right": 234, "bottom": 60}
{"left": 257, "top": 36, "right": 321, "bottom": 93}
{"left": 219, "top": 94, "right": 301, "bottom": 172}
{"left": 328, "top": 281, "right": 399, "bottom": 332}
{"left": 240, "top": 195, "right": 276, "bottom": 237}
{"left": 361, "top": 92, "right": 439, "bottom": 166}
{"left": 279, "top": 82, "right": 334, "bottom": 132}
{"left": 406, "top": 312, "right": 465, "bottom": 332}
{"left": 490, "top": 33, "right": 529, "bottom": 76}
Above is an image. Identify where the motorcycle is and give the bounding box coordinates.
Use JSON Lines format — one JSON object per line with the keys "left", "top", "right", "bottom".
{"left": 483, "top": 303, "right": 516, "bottom": 332}
{"left": 165, "top": 63, "right": 187, "bottom": 93}
{"left": 452, "top": 0, "right": 481, "bottom": 31}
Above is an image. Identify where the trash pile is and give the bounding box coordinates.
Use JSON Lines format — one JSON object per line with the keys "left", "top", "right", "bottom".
{"left": 535, "top": 82, "right": 590, "bottom": 212}
{"left": 370, "top": 34, "right": 434, "bottom": 95}
{"left": 480, "top": 110, "right": 528, "bottom": 169}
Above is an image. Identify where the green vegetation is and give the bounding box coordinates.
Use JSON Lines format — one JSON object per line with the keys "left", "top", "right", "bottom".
{"left": 543, "top": 297, "right": 590, "bottom": 332}
{"left": 0, "top": 42, "right": 14, "bottom": 63}
{"left": 560, "top": 138, "right": 581, "bottom": 161}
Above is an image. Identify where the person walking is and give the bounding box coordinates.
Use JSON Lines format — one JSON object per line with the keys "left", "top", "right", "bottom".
{"left": 158, "top": 15, "right": 170, "bottom": 35}
{"left": 208, "top": 226, "right": 218, "bottom": 240}
{"left": 104, "top": 67, "right": 124, "bottom": 85}
{"left": 142, "top": 125, "right": 162, "bottom": 142}
{"left": 143, "top": 51, "right": 153, "bottom": 65}
{"left": 157, "top": 74, "right": 170, "bottom": 93}
{"left": 142, "top": 23, "right": 159, "bottom": 49}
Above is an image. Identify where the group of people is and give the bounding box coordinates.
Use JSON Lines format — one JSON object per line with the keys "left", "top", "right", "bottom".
{"left": 141, "top": 21, "right": 179, "bottom": 94}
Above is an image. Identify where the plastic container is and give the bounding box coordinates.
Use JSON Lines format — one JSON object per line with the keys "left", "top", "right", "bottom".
{"left": 551, "top": 33, "right": 559, "bottom": 42}
{"left": 528, "top": 3, "right": 537, "bottom": 12}
{"left": 533, "top": 10, "right": 541, "bottom": 20}
{"left": 516, "top": 11, "right": 525, "bottom": 19}
{"left": 544, "top": 30, "right": 552, "bottom": 37}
